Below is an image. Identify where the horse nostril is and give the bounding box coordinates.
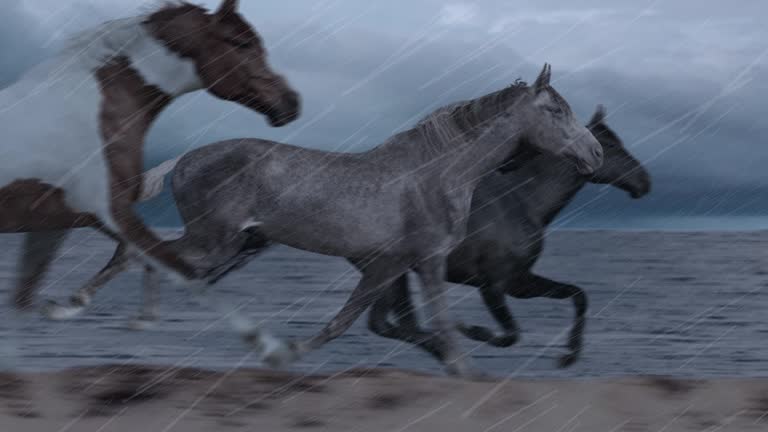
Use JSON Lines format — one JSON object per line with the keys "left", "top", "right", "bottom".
{"left": 593, "top": 146, "right": 603, "bottom": 160}
{"left": 285, "top": 91, "right": 300, "bottom": 112}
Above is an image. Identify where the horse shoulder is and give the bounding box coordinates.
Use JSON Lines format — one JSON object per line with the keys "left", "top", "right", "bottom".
{"left": 400, "top": 180, "right": 473, "bottom": 252}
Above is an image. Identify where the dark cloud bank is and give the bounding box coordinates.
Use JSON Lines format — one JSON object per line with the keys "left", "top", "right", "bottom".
{"left": 2, "top": 2, "right": 766, "bottom": 229}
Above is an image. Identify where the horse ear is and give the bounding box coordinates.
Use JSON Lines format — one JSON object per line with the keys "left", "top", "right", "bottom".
{"left": 533, "top": 63, "right": 551, "bottom": 93}
{"left": 589, "top": 104, "right": 607, "bottom": 126}
{"left": 216, "top": 0, "right": 239, "bottom": 16}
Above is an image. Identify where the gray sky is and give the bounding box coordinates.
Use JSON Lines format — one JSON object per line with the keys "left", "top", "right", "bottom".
{"left": 3, "top": 0, "right": 767, "bottom": 229}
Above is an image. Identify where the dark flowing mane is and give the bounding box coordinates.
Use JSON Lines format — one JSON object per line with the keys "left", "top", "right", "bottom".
{"left": 589, "top": 121, "right": 621, "bottom": 144}
{"left": 143, "top": 2, "right": 207, "bottom": 21}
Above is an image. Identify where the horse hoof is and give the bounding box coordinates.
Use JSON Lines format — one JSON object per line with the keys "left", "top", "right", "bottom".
{"left": 444, "top": 358, "right": 471, "bottom": 378}
{"left": 167, "top": 269, "right": 202, "bottom": 287}
{"left": 251, "top": 333, "right": 298, "bottom": 368}
{"left": 262, "top": 346, "right": 297, "bottom": 368}
{"left": 42, "top": 300, "right": 84, "bottom": 321}
{"left": 127, "top": 318, "right": 157, "bottom": 331}
{"left": 467, "top": 370, "right": 495, "bottom": 382}
{"left": 557, "top": 352, "right": 579, "bottom": 368}
{"left": 456, "top": 323, "right": 496, "bottom": 342}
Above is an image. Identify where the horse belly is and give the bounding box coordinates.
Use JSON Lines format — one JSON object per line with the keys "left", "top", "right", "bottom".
{"left": 260, "top": 212, "right": 397, "bottom": 258}
{"left": 0, "top": 76, "right": 113, "bottom": 229}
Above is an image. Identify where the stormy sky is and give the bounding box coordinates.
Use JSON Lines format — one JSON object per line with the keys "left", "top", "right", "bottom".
{"left": 3, "top": 0, "right": 766, "bottom": 229}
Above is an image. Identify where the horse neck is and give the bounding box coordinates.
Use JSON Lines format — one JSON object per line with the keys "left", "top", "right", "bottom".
{"left": 48, "top": 17, "right": 206, "bottom": 144}
{"left": 364, "top": 128, "right": 447, "bottom": 172}
{"left": 58, "top": 17, "right": 204, "bottom": 96}
{"left": 512, "top": 160, "right": 587, "bottom": 227}
{"left": 368, "top": 87, "right": 531, "bottom": 191}
{"left": 438, "top": 117, "right": 528, "bottom": 193}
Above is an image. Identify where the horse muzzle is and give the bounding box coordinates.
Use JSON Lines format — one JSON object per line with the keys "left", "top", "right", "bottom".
{"left": 266, "top": 90, "right": 301, "bottom": 127}
{"left": 626, "top": 171, "right": 652, "bottom": 199}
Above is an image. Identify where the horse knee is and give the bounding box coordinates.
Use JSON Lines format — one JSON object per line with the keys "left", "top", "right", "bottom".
{"left": 69, "top": 292, "right": 92, "bottom": 307}
{"left": 324, "top": 319, "right": 347, "bottom": 339}
{"left": 571, "top": 288, "right": 587, "bottom": 316}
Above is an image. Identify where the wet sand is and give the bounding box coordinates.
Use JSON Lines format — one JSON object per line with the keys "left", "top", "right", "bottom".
{"left": 1, "top": 365, "right": 767, "bottom": 431}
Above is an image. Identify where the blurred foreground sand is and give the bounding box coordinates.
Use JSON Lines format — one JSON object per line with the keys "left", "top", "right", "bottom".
{"left": 0, "top": 365, "right": 766, "bottom": 431}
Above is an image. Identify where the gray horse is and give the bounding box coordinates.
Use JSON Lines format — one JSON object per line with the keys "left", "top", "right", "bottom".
{"left": 365, "top": 105, "right": 651, "bottom": 369}
{"left": 44, "top": 65, "right": 603, "bottom": 376}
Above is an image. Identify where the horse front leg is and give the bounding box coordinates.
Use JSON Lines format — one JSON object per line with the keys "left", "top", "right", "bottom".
{"left": 13, "top": 230, "right": 70, "bottom": 310}
{"left": 512, "top": 273, "right": 588, "bottom": 368}
{"left": 456, "top": 283, "right": 520, "bottom": 348}
{"left": 414, "top": 256, "right": 471, "bottom": 377}
{"left": 367, "top": 274, "right": 447, "bottom": 362}
{"left": 248, "top": 259, "right": 407, "bottom": 368}
{"left": 104, "top": 147, "right": 197, "bottom": 283}
{"left": 43, "top": 242, "right": 133, "bottom": 320}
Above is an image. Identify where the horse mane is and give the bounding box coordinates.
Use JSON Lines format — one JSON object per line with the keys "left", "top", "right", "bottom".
{"left": 57, "top": 2, "right": 206, "bottom": 69}
{"left": 590, "top": 121, "right": 621, "bottom": 145}
{"left": 414, "top": 79, "right": 530, "bottom": 145}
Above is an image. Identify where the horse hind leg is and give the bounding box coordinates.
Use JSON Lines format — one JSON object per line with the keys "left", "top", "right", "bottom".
{"left": 177, "top": 225, "right": 279, "bottom": 347}
{"left": 248, "top": 259, "right": 407, "bottom": 368}
{"left": 367, "top": 274, "right": 447, "bottom": 362}
{"left": 43, "top": 242, "right": 133, "bottom": 320}
{"left": 13, "top": 230, "right": 70, "bottom": 310}
{"left": 108, "top": 196, "right": 198, "bottom": 284}
{"left": 456, "top": 283, "right": 520, "bottom": 348}
{"left": 414, "top": 257, "right": 471, "bottom": 377}
{"left": 512, "top": 273, "right": 588, "bottom": 368}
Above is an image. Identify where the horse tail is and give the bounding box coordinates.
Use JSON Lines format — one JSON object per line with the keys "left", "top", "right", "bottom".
{"left": 138, "top": 156, "right": 182, "bottom": 202}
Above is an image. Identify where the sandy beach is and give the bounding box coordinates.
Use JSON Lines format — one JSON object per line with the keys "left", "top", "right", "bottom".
{"left": 1, "top": 230, "right": 767, "bottom": 430}
{"left": 0, "top": 365, "right": 766, "bottom": 431}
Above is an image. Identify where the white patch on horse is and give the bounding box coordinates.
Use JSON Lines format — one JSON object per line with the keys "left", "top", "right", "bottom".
{"left": 0, "top": 59, "right": 112, "bottom": 225}
{"left": 123, "top": 21, "right": 203, "bottom": 95}
{"left": 0, "top": 14, "right": 204, "bottom": 232}
{"left": 62, "top": 17, "right": 203, "bottom": 96}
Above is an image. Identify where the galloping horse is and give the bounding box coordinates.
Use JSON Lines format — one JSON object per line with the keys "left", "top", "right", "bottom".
{"left": 367, "top": 105, "right": 652, "bottom": 368}
{"left": 3, "top": 0, "right": 300, "bottom": 309}
{"left": 45, "top": 65, "right": 603, "bottom": 376}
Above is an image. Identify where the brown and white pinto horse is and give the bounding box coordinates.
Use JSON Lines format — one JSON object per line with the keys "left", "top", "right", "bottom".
{"left": 1, "top": 0, "right": 300, "bottom": 309}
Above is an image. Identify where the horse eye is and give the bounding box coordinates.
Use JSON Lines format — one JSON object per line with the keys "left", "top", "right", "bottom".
{"left": 230, "top": 39, "right": 254, "bottom": 49}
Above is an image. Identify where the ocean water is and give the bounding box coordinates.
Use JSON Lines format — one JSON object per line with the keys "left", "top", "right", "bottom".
{"left": 1, "top": 229, "right": 767, "bottom": 378}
